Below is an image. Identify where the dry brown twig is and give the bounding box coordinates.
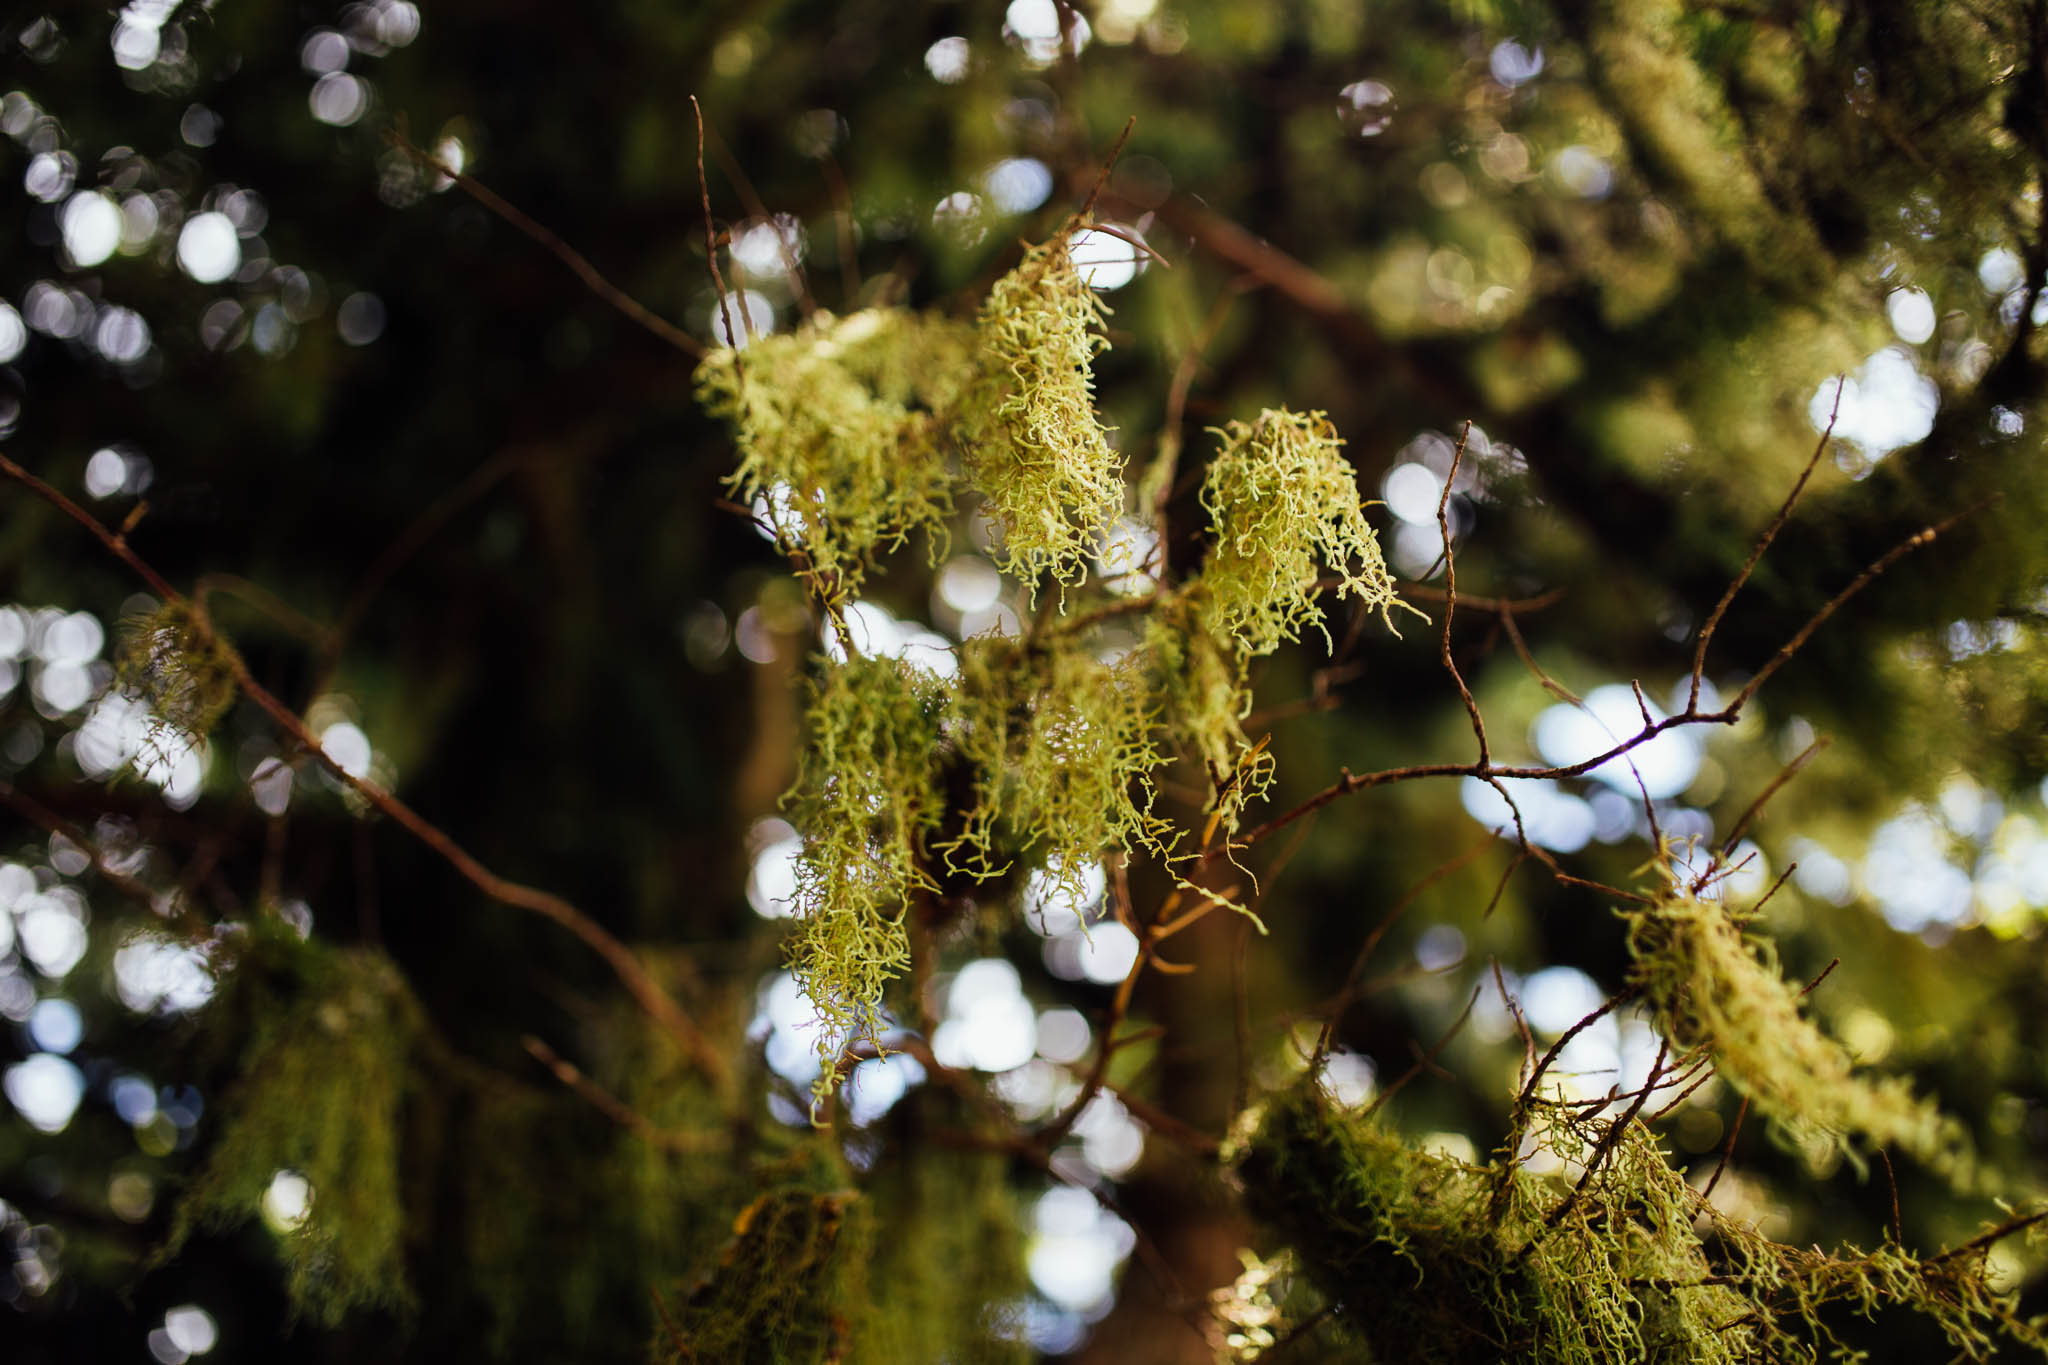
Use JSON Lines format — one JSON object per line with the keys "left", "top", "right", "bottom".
{"left": 0, "top": 451, "right": 734, "bottom": 1096}
{"left": 387, "top": 130, "right": 705, "bottom": 360}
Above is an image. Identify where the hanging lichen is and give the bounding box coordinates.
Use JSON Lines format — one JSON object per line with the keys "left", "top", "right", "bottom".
{"left": 698, "top": 309, "right": 976, "bottom": 603}
{"left": 964, "top": 235, "right": 1124, "bottom": 596}
{"left": 1195, "top": 409, "right": 1405, "bottom": 657}
{"left": 949, "top": 635, "right": 1173, "bottom": 909}
{"left": 1233, "top": 1082, "right": 2042, "bottom": 1364}
{"left": 116, "top": 599, "right": 239, "bottom": 741}
{"left": 159, "top": 924, "right": 418, "bottom": 1326}
{"left": 1146, "top": 609, "right": 1272, "bottom": 835}
{"left": 1623, "top": 888, "right": 1970, "bottom": 1177}
{"left": 783, "top": 655, "right": 950, "bottom": 1087}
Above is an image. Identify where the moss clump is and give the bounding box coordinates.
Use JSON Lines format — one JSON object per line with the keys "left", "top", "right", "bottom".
{"left": 699, "top": 309, "right": 977, "bottom": 603}
{"left": 965, "top": 236, "right": 1123, "bottom": 596}
{"left": 1196, "top": 409, "right": 1403, "bottom": 657}
{"left": 652, "top": 1141, "right": 873, "bottom": 1365}
{"left": 1235, "top": 1083, "right": 2042, "bottom": 1364}
{"left": 162, "top": 924, "right": 418, "bottom": 1325}
{"left": 849, "top": 1147, "right": 1030, "bottom": 1363}
{"left": 1623, "top": 888, "right": 1969, "bottom": 1176}
{"left": 783, "top": 655, "right": 950, "bottom": 1086}
{"left": 116, "top": 599, "right": 239, "bottom": 741}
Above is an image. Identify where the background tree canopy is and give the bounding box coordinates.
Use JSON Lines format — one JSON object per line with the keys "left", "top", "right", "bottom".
{"left": 4, "top": 1, "right": 2048, "bottom": 1360}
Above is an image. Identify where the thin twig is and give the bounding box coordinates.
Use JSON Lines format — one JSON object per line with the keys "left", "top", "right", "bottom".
{"left": 692, "top": 95, "right": 745, "bottom": 361}
{"left": 387, "top": 132, "right": 704, "bottom": 359}
{"left": 522, "top": 1035, "right": 720, "bottom": 1151}
{"left": 1689, "top": 379, "right": 1842, "bottom": 710}
{"left": 1516, "top": 985, "right": 1642, "bottom": 1113}
{"left": 0, "top": 452, "right": 733, "bottom": 1094}
{"left": 1716, "top": 736, "right": 1829, "bottom": 864}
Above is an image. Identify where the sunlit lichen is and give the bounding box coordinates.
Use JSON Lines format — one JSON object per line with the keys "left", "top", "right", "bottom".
{"left": 1235, "top": 1082, "right": 2041, "bottom": 1364}
{"left": 1623, "top": 888, "right": 1969, "bottom": 1176}
{"left": 783, "top": 655, "right": 949, "bottom": 1087}
{"left": 949, "top": 635, "right": 1173, "bottom": 909}
{"left": 1196, "top": 409, "right": 1404, "bottom": 656}
{"left": 1146, "top": 609, "right": 1272, "bottom": 835}
{"left": 965, "top": 236, "right": 1124, "bottom": 596}
{"left": 698, "top": 309, "right": 976, "bottom": 602}
{"left": 116, "top": 599, "right": 239, "bottom": 741}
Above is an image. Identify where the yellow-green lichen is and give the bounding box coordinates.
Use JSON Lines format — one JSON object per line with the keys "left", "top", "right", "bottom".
{"left": 1623, "top": 888, "right": 1969, "bottom": 1177}
{"left": 160, "top": 925, "right": 418, "bottom": 1325}
{"left": 782, "top": 655, "right": 949, "bottom": 1085}
{"left": 1196, "top": 409, "right": 1404, "bottom": 656}
{"left": 950, "top": 636, "right": 1173, "bottom": 910}
{"left": 965, "top": 236, "right": 1124, "bottom": 597}
{"left": 1234, "top": 1082, "right": 2042, "bottom": 1364}
{"left": 698, "top": 309, "right": 977, "bottom": 603}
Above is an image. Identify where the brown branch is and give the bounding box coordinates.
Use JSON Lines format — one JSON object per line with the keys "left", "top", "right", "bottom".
{"left": 387, "top": 132, "right": 704, "bottom": 360}
{"left": 704, "top": 120, "right": 816, "bottom": 319}
{"left": 1702, "top": 1095, "right": 1749, "bottom": 1199}
{"left": 1515, "top": 984, "right": 1642, "bottom": 1114}
{"left": 1727, "top": 502, "right": 1989, "bottom": 712}
{"left": 1438, "top": 423, "right": 1488, "bottom": 767}
{"left": 0, "top": 452, "right": 733, "bottom": 1095}
{"left": 1715, "top": 735, "right": 1829, "bottom": 864}
{"left": 692, "top": 95, "right": 745, "bottom": 360}
{"left": 521, "top": 1035, "right": 721, "bottom": 1151}
{"left": 1362, "top": 982, "right": 1481, "bottom": 1117}
{"left": 1689, "top": 380, "right": 1840, "bottom": 710}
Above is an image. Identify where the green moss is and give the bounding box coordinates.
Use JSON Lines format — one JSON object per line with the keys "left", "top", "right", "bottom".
{"left": 652, "top": 1187, "right": 870, "bottom": 1363}
{"left": 849, "top": 1147, "right": 1029, "bottom": 1363}
{"left": 161, "top": 925, "right": 418, "bottom": 1325}
{"left": 1195, "top": 409, "right": 1405, "bottom": 657}
{"left": 1235, "top": 1082, "right": 2043, "bottom": 1364}
{"left": 964, "top": 236, "right": 1124, "bottom": 597}
{"left": 1623, "top": 888, "right": 1969, "bottom": 1176}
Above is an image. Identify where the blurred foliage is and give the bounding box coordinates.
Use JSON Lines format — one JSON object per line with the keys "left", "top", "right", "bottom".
{"left": 1, "top": 0, "right": 2047, "bottom": 1362}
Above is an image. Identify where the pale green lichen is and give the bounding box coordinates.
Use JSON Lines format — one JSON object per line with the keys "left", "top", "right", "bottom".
{"left": 698, "top": 309, "right": 977, "bottom": 602}
{"left": 1623, "top": 888, "right": 1970, "bottom": 1177}
{"left": 1196, "top": 409, "right": 1406, "bottom": 656}
{"left": 965, "top": 236, "right": 1124, "bottom": 596}
{"left": 782, "top": 655, "right": 949, "bottom": 1087}
{"left": 1234, "top": 1082, "right": 2043, "bottom": 1364}
{"left": 949, "top": 636, "right": 1173, "bottom": 909}
{"left": 1146, "top": 609, "right": 1273, "bottom": 836}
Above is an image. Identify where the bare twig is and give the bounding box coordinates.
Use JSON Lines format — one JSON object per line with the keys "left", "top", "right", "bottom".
{"left": 387, "top": 132, "right": 704, "bottom": 359}
{"left": 0, "top": 452, "right": 733, "bottom": 1094}
{"left": 692, "top": 95, "right": 746, "bottom": 360}
{"left": 1689, "top": 379, "right": 1841, "bottom": 709}
{"left": 522, "top": 1035, "right": 720, "bottom": 1151}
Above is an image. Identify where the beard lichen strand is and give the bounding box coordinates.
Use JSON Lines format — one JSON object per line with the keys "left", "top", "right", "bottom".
{"left": 696, "top": 309, "right": 976, "bottom": 604}
{"left": 1195, "top": 408, "right": 1407, "bottom": 657}
{"left": 1622, "top": 888, "right": 1970, "bottom": 1179}
{"left": 782, "top": 656, "right": 949, "bottom": 1101}
{"left": 962, "top": 235, "right": 1124, "bottom": 600}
